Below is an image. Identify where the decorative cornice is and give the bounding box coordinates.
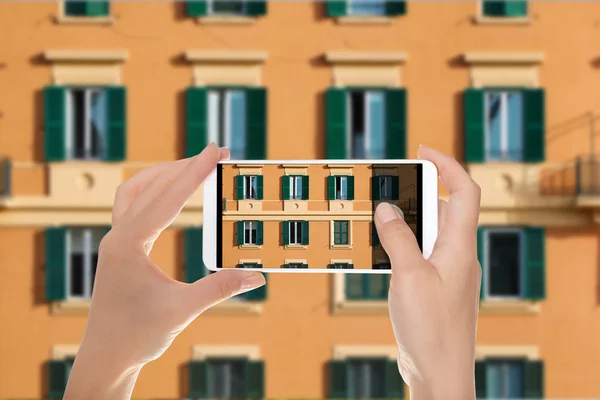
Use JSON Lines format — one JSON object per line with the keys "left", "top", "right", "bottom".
{"left": 463, "top": 52, "right": 544, "bottom": 65}
{"left": 43, "top": 50, "right": 128, "bottom": 63}
{"left": 325, "top": 51, "right": 407, "bottom": 65}
{"left": 184, "top": 51, "right": 267, "bottom": 64}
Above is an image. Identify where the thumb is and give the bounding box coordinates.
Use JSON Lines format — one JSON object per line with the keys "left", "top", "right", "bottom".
{"left": 374, "top": 202, "right": 423, "bottom": 273}
{"left": 184, "top": 269, "right": 266, "bottom": 315}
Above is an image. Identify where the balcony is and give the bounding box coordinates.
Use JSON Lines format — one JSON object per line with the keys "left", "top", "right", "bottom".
{"left": 541, "top": 155, "right": 600, "bottom": 206}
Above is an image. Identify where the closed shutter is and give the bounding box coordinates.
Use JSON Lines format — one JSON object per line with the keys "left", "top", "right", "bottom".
{"left": 256, "top": 175, "right": 264, "bottom": 200}
{"left": 391, "top": 176, "right": 400, "bottom": 199}
{"left": 524, "top": 360, "right": 544, "bottom": 399}
{"left": 186, "top": 0, "right": 208, "bottom": 16}
{"left": 482, "top": 0, "right": 504, "bottom": 16}
{"left": 184, "top": 228, "right": 206, "bottom": 283}
{"left": 326, "top": 88, "right": 348, "bottom": 159}
{"left": 256, "top": 221, "right": 264, "bottom": 245}
{"left": 246, "top": 0, "right": 267, "bottom": 16}
{"left": 327, "top": 176, "right": 336, "bottom": 200}
{"left": 329, "top": 360, "right": 347, "bottom": 398}
{"left": 243, "top": 273, "right": 267, "bottom": 301}
{"left": 44, "top": 86, "right": 67, "bottom": 162}
{"left": 385, "top": 360, "right": 405, "bottom": 397}
{"left": 372, "top": 176, "right": 380, "bottom": 200}
{"left": 347, "top": 176, "right": 355, "bottom": 200}
{"left": 464, "top": 89, "right": 485, "bottom": 163}
{"left": 282, "top": 176, "right": 290, "bottom": 200}
{"left": 475, "top": 360, "right": 487, "bottom": 398}
{"left": 524, "top": 227, "right": 546, "bottom": 300}
{"left": 46, "top": 228, "right": 67, "bottom": 301}
{"left": 246, "top": 88, "right": 267, "bottom": 159}
{"left": 282, "top": 221, "right": 290, "bottom": 245}
{"left": 48, "top": 360, "right": 68, "bottom": 399}
{"left": 87, "top": 0, "right": 109, "bottom": 16}
{"left": 301, "top": 221, "right": 309, "bottom": 245}
{"left": 301, "top": 175, "right": 309, "bottom": 200}
{"left": 64, "top": 1, "right": 87, "bottom": 16}
{"left": 385, "top": 0, "right": 406, "bottom": 16}
{"left": 244, "top": 360, "right": 265, "bottom": 398}
{"left": 188, "top": 361, "right": 207, "bottom": 398}
{"left": 523, "top": 89, "right": 546, "bottom": 163}
{"left": 236, "top": 221, "right": 245, "bottom": 245}
{"left": 326, "top": 0, "right": 347, "bottom": 17}
{"left": 236, "top": 175, "right": 245, "bottom": 200}
{"left": 477, "top": 227, "right": 485, "bottom": 300}
{"left": 106, "top": 86, "right": 127, "bottom": 161}
{"left": 385, "top": 89, "right": 407, "bottom": 159}
{"left": 505, "top": 0, "right": 527, "bottom": 16}
{"left": 186, "top": 87, "right": 208, "bottom": 158}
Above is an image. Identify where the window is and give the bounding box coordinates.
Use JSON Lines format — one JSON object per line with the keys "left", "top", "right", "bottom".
{"left": 236, "top": 221, "right": 263, "bottom": 246}
{"left": 48, "top": 357, "right": 75, "bottom": 399}
{"left": 189, "top": 358, "right": 264, "bottom": 399}
{"left": 328, "top": 263, "right": 354, "bottom": 269}
{"left": 336, "top": 176, "right": 348, "bottom": 200}
{"left": 67, "top": 228, "right": 104, "bottom": 300}
{"left": 289, "top": 221, "right": 303, "bottom": 245}
{"left": 235, "top": 175, "right": 263, "bottom": 200}
{"left": 209, "top": 0, "right": 245, "bottom": 15}
{"left": 333, "top": 221, "right": 349, "bottom": 245}
{"left": 283, "top": 263, "right": 308, "bottom": 268}
{"left": 328, "top": 175, "right": 354, "bottom": 200}
{"left": 348, "top": 359, "right": 386, "bottom": 398}
{"left": 373, "top": 175, "right": 399, "bottom": 201}
{"left": 244, "top": 176, "right": 257, "bottom": 199}
{"left": 289, "top": 176, "right": 303, "bottom": 200}
{"left": 349, "top": 91, "right": 385, "bottom": 159}
{"left": 482, "top": 0, "right": 527, "bottom": 18}
{"left": 66, "top": 88, "right": 108, "bottom": 160}
{"left": 282, "top": 221, "right": 309, "bottom": 246}
{"left": 187, "top": 0, "right": 267, "bottom": 17}
{"left": 244, "top": 221, "right": 257, "bottom": 245}
{"left": 476, "top": 358, "right": 544, "bottom": 399}
{"left": 348, "top": 0, "right": 385, "bottom": 16}
{"left": 64, "top": 0, "right": 110, "bottom": 17}
{"left": 208, "top": 89, "right": 247, "bottom": 159}
{"left": 325, "top": 0, "right": 406, "bottom": 17}
{"left": 207, "top": 359, "right": 245, "bottom": 398}
{"left": 329, "top": 358, "right": 404, "bottom": 398}
{"left": 282, "top": 175, "right": 309, "bottom": 200}
{"left": 485, "top": 91, "right": 524, "bottom": 161}
{"left": 346, "top": 274, "right": 389, "bottom": 300}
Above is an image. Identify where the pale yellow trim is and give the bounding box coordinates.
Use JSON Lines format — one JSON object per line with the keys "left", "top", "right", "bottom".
{"left": 223, "top": 213, "right": 373, "bottom": 221}
{"left": 239, "top": 259, "right": 262, "bottom": 264}
{"left": 284, "top": 259, "right": 307, "bottom": 264}
{"left": 469, "top": 65, "right": 539, "bottom": 88}
{"left": 475, "top": 345, "right": 539, "bottom": 360}
{"left": 192, "top": 64, "right": 263, "bottom": 86}
{"left": 197, "top": 16, "right": 256, "bottom": 25}
{"left": 53, "top": 64, "right": 122, "bottom": 85}
{"left": 330, "top": 220, "right": 352, "bottom": 249}
{"left": 474, "top": 16, "right": 530, "bottom": 25}
{"left": 51, "top": 300, "right": 90, "bottom": 315}
{"left": 373, "top": 167, "right": 399, "bottom": 176}
{"left": 185, "top": 51, "right": 267, "bottom": 64}
{"left": 478, "top": 209, "right": 593, "bottom": 227}
{"left": 480, "top": 300, "right": 541, "bottom": 314}
{"left": 283, "top": 200, "right": 308, "bottom": 212}
{"left": 327, "top": 164, "right": 355, "bottom": 169}
{"left": 237, "top": 200, "right": 263, "bottom": 213}
{"left": 328, "top": 200, "right": 354, "bottom": 212}
{"left": 44, "top": 50, "right": 128, "bottom": 63}
{"left": 239, "top": 244, "right": 263, "bottom": 250}
{"left": 576, "top": 196, "right": 600, "bottom": 208}
{"left": 328, "top": 167, "right": 354, "bottom": 176}
{"left": 333, "top": 345, "right": 397, "bottom": 360}
{"left": 335, "top": 16, "right": 393, "bottom": 25}
{"left": 330, "top": 258, "right": 352, "bottom": 264}
{"left": 192, "top": 345, "right": 260, "bottom": 361}
{"left": 332, "top": 65, "right": 401, "bottom": 88}
{"left": 51, "top": 345, "right": 79, "bottom": 360}
{"left": 238, "top": 166, "right": 263, "bottom": 175}
{"left": 204, "top": 301, "right": 262, "bottom": 315}
{"left": 332, "top": 274, "right": 388, "bottom": 315}
{"left": 284, "top": 244, "right": 308, "bottom": 250}
{"left": 325, "top": 51, "right": 408, "bottom": 65}
{"left": 283, "top": 166, "right": 308, "bottom": 176}
{"left": 55, "top": 16, "right": 115, "bottom": 25}
{"left": 282, "top": 164, "right": 309, "bottom": 168}
{"left": 463, "top": 52, "right": 544, "bottom": 65}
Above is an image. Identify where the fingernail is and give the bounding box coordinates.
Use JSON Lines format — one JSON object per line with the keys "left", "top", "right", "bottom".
{"left": 241, "top": 273, "right": 266, "bottom": 291}
{"left": 376, "top": 202, "right": 404, "bottom": 224}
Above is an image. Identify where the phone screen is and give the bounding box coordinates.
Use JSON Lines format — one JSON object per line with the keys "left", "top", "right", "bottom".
{"left": 216, "top": 162, "right": 422, "bottom": 270}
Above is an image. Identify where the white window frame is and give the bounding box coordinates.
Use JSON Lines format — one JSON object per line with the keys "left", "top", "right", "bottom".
{"left": 243, "top": 221, "right": 257, "bottom": 245}
{"left": 207, "top": 0, "right": 247, "bottom": 16}
{"left": 334, "top": 176, "right": 348, "bottom": 200}
{"left": 289, "top": 221, "right": 302, "bottom": 245}
{"left": 379, "top": 176, "right": 392, "bottom": 200}
{"left": 66, "top": 87, "right": 105, "bottom": 161}
{"left": 347, "top": 0, "right": 385, "bottom": 16}
{"left": 484, "top": 90, "right": 524, "bottom": 162}
{"left": 66, "top": 228, "right": 99, "bottom": 300}
{"left": 484, "top": 228, "right": 525, "bottom": 300}
{"left": 208, "top": 89, "right": 246, "bottom": 158}
{"left": 346, "top": 90, "right": 386, "bottom": 159}
{"left": 243, "top": 175, "right": 257, "bottom": 200}
{"left": 289, "top": 176, "right": 303, "bottom": 200}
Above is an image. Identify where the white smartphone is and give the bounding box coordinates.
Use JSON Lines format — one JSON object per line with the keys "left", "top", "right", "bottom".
{"left": 203, "top": 160, "right": 438, "bottom": 273}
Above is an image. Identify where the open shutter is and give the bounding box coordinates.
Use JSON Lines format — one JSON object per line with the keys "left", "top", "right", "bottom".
{"left": 301, "top": 221, "right": 309, "bottom": 245}
{"left": 44, "top": 86, "right": 67, "bottom": 162}
{"left": 385, "top": 89, "right": 407, "bottom": 159}
{"left": 106, "top": 86, "right": 127, "bottom": 161}
{"left": 245, "top": 360, "right": 265, "bottom": 398}
{"left": 475, "top": 360, "right": 487, "bottom": 399}
{"left": 386, "top": 360, "right": 405, "bottom": 397}
{"left": 477, "top": 227, "right": 485, "bottom": 300}
{"left": 523, "top": 89, "right": 545, "bottom": 163}
{"left": 236, "top": 175, "right": 245, "bottom": 200}
{"left": 524, "top": 360, "right": 544, "bottom": 399}
{"left": 326, "top": 0, "right": 347, "bottom": 17}
{"left": 372, "top": 176, "right": 380, "bottom": 200}
{"left": 347, "top": 176, "right": 355, "bottom": 200}
{"left": 282, "top": 176, "right": 290, "bottom": 200}
{"left": 326, "top": 88, "right": 348, "bottom": 159}
{"left": 524, "top": 227, "right": 546, "bottom": 300}
{"left": 329, "top": 360, "right": 348, "bottom": 398}
{"left": 236, "top": 221, "right": 245, "bottom": 245}
{"left": 256, "top": 221, "right": 264, "bottom": 245}
{"left": 246, "top": 88, "right": 267, "bottom": 159}
{"left": 186, "top": 0, "right": 208, "bottom": 16}
{"left": 87, "top": 0, "right": 109, "bottom": 16}
{"left": 392, "top": 176, "right": 400, "bottom": 199}
{"left": 188, "top": 361, "right": 207, "bottom": 398}
{"left": 45, "top": 228, "right": 67, "bottom": 301}
{"left": 327, "top": 176, "right": 336, "bottom": 200}
{"left": 186, "top": 87, "right": 208, "bottom": 158}
{"left": 282, "top": 221, "right": 290, "bottom": 245}
{"left": 464, "top": 89, "right": 485, "bottom": 163}
{"left": 247, "top": 0, "right": 267, "bottom": 16}
{"left": 185, "top": 228, "right": 205, "bottom": 283}
{"left": 244, "top": 273, "right": 267, "bottom": 301}
{"left": 385, "top": 0, "right": 406, "bottom": 15}
{"left": 48, "top": 360, "right": 68, "bottom": 399}
{"left": 505, "top": 0, "right": 527, "bottom": 16}
{"left": 256, "top": 175, "right": 264, "bottom": 200}
{"left": 301, "top": 175, "right": 309, "bottom": 200}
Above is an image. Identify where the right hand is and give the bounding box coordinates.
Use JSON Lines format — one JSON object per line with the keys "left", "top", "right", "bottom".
{"left": 374, "top": 146, "right": 482, "bottom": 400}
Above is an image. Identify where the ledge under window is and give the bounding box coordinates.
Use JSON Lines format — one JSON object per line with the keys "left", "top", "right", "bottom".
{"left": 331, "top": 274, "right": 388, "bottom": 315}
{"left": 55, "top": 15, "right": 115, "bottom": 25}
{"left": 51, "top": 300, "right": 91, "bottom": 315}
{"left": 335, "top": 16, "right": 393, "bottom": 25}
{"left": 479, "top": 300, "right": 541, "bottom": 314}
{"left": 197, "top": 15, "right": 256, "bottom": 25}
{"left": 474, "top": 15, "right": 530, "bottom": 25}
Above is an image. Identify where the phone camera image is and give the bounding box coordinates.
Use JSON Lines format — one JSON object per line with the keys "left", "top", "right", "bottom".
{"left": 216, "top": 162, "right": 422, "bottom": 271}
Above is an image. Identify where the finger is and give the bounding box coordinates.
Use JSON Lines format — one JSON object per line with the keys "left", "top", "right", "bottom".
{"left": 131, "top": 143, "right": 221, "bottom": 240}
{"left": 184, "top": 270, "right": 265, "bottom": 315}
{"left": 438, "top": 198, "right": 448, "bottom": 234}
{"left": 374, "top": 202, "right": 423, "bottom": 274}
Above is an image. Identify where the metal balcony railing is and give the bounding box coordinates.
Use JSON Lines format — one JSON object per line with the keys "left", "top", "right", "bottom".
{"left": 540, "top": 155, "right": 600, "bottom": 196}
{"left": 0, "top": 157, "right": 10, "bottom": 197}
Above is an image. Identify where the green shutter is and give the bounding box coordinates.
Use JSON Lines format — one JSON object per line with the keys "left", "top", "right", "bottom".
{"left": 326, "top": 88, "right": 348, "bottom": 159}
{"left": 301, "top": 175, "right": 309, "bottom": 200}
{"left": 464, "top": 89, "right": 485, "bottom": 163}
{"left": 246, "top": 0, "right": 267, "bottom": 16}
{"left": 186, "top": 87, "right": 208, "bottom": 158}
{"left": 243, "top": 273, "right": 267, "bottom": 301}
{"left": 44, "top": 86, "right": 66, "bottom": 162}
{"left": 524, "top": 227, "right": 546, "bottom": 300}
{"left": 482, "top": 0, "right": 505, "bottom": 16}
{"left": 505, "top": 0, "right": 527, "bottom": 16}
{"left": 392, "top": 176, "right": 400, "bottom": 199}
{"left": 237, "top": 221, "right": 244, "bottom": 245}
{"left": 282, "top": 221, "right": 290, "bottom": 245}
{"left": 236, "top": 175, "right": 245, "bottom": 200}
{"left": 523, "top": 89, "right": 545, "bottom": 163}
{"left": 188, "top": 361, "right": 207, "bottom": 398}
{"left": 301, "top": 221, "right": 309, "bottom": 245}
{"left": 256, "top": 175, "right": 264, "bottom": 200}
{"left": 282, "top": 176, "right": 290, "bottom": 200}
{"left": 329, "top": 360, "right": 347, "bottom": 398}
{"left": 45, "top": 228, "right": 67, "bottom": 301}
{"left": 385, "top": 88, "right": 407, "bottom": 159}
{"left": 475, "top": 360, "right": 487, "bottom": 399}
{"left": 385, "top": 360, "right": 405, "bottom": 397}
{"left": 65, "top": 1, "right": 86, "bottom": 16}
{"left": 246, "top": 88, "right": 267, "bottom": 159}
{"left": 184, "top": 228, "right": 206, "bottom": 283}
{"left": 477, "top": 227, "right": 485, "bottom": 300}
{"left": 256, "top": 221, "right": 264, "bottom": 245}
{"left": 385, "top": 0, "right": 406, "bottom": 16}
{"left": 347, "top": 176, "right": 355, "bottom": 200}
{"left": 186, "top": 0, "right": 208, "bottom": 16}
{"left": 48, "top": 360, "right": 68, "bottom": 399}
{"left": 106, "top": 86, "right": 127, "bottom": 161}
{"left": 245, "top": 360, "right": 265, "bottom": 398}
{"left": 327, "top": 176, "right": 336, "bottom": 200}
{"left": 86, "top": 0, "right": 109, "bottom": 16}
{"left": 524, "top": 360, "right": 544, "bottom": 399}
{"left": 372, "top": 176, "right": 380, "bottom": 201}
{"left": 326, "top": 0, "right": 347, "bottom": 17}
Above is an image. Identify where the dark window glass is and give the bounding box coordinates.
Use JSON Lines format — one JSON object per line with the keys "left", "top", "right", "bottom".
{"left": 72, "top": 89, "right": 85, "bottom": 159}
{"left": 207, "top": 359, "right": 246, "bottom": 398}
{"left": 347, "top": 359, "right": 386, "bottom": 398}
{"left": 70, "top": 253, "right": 84, "bottom": 297}
{"left": 488, "top": 231, "right": 521, "bottom": 296}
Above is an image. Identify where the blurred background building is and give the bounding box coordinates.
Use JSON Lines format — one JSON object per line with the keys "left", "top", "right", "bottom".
{"left": 0, "top": 0, "right": 599, "bottom": 399}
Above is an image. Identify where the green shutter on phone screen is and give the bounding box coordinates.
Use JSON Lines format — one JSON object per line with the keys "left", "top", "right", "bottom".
{"left": 186, "top": 0, "right": 207, "bottom": 16}
{"left": 301, "top": 175, "right": 309, "bottom": 200}
{"left": 329, "top": 360, "right": 348, "bottom": 398}
{"left": 372, "top": 176, "right": 380, "bottom": 200}
{"left": 246, "top": 88, "right": 267, "bottom": 159}
{"left": 86, "top": 0, "right": 110, "bottom": 16}
{"left": 45, "top": 227, "right": 67, "bottom": 301}
{"left": 188, "top": 361, "right": 207, "bottom": 398}
{"left": 256, "top": 175, "right": 264, "bottom": 200}
{"left": 386, "top": 360, "right": 405, "bottom": 397}
{"left": 186, "top": 87, "right": 208, "bottom": 158}
{"left": 246, "top": 0, "right": 267, "bottom": 16}
{"left": 475, "top": 360, "right": 487, "bottom": 398}
{"left": 282, "top": 176, "right": 291, "bottom": 200}
{"left": 477, "top": 227, "right": 485, "bottom": 300}
{"left": 256, "top": 221, "right": 264, "bottom": 245}
{"left": 301, "top": 221, "right": 309, "bottom": 245}
{"left": 236, "top": 221, "right": 245, "bottom": 245}
{"left": 48, "top": 360, "right": 68, "bottom": 399}
{"left": 524, "top": 360, "right": 544, "bottom": 399}
{"left": 464, "top": 89, "right": 485, "bottom": 163}
{"left": 523, "top": 89, "right": 546, "bottom": 163}
{"left": 505, "top": 0, "right": 527, "bottom": 17}
{"left": 385, "top": 89, "right": 407, "bottom": 159}
{"left": 326, "top": 88, "right": 348, "bottom": 159}
{"left": 244, "top": 360, "right": 265, "bottom": 398}
{"left": 44, "top": 86, "right": 67, "bottom": 162}
{"left": 482, "top": 0, "right": 504, "bottom": 16}
{"left": 524, "top": 227, "right": 546, "bottom": 300}
{"left": 184, "top": 227, "right": 205, "bottom": 283}
{"left": 385, "top": 0, "right": 406, "bottom": 16}
{"left": 282, "top": 221, "right": 290, "bottom": 245}
{"left": 236, "top": 175, "right": 245, "bottom": 200}
{"left": 391, "top": 176, "right": 400, "bottom": 199}
{"left": 106, "top": 86, "right": 127, "bottom": 161}
{"left": 347, "top": 176, "right": 355, "bottom": 200}
{"left": 326, "top": 0, "right": 347, "bottom": 17}
{"left": 327, "top": 176, "right": 336, "bottom": 200}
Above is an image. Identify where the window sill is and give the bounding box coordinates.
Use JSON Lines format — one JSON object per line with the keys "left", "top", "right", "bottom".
{"left": 203, "top": 300, "right": 262, "bottom": 315}
{"left": 333, "top": 300, "right": 388, "bottom": 315}
{"left": 197, "top": 16, "right": 256, "bottom": 25}
{"left": 284, "top": 244, "right": 308, "bottom": 250}
{"left": 54, "top": 15, "right": 115, "bottom": 25}
{"left": 239, "top": 244, "right": 263, "bottom": 249}
{"left": 51, "top": 300, "right": 91, "bottom": 315}
{"left": 474, "top": 15, "right": 531, "bottom": 25}
{"left": 479, "top": 300, "right": 541, "bottom": 314}
{"left": 331, "top": 244, "right": 352, "bottom": 249}
{"left": 335, "top": 16, "right": 393, "bottom": 25}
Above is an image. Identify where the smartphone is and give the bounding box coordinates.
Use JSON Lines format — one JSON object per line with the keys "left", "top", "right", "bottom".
{"left": 203, "top": 160, "right": 438, "bottom": 273}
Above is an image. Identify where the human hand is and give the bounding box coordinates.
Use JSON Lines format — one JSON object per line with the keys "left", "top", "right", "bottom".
{"left": 64, "top": 143, "right": 266, "bottom": 400}
{"left": 374, "top": 146, "right": 481, "bottom": 400}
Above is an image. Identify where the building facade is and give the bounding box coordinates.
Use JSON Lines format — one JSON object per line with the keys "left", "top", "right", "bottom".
{"left": 1, "top": 0, "right": 600, "bottom": 399}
